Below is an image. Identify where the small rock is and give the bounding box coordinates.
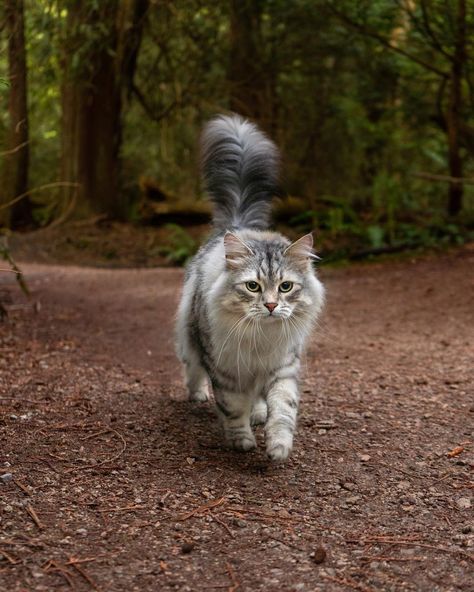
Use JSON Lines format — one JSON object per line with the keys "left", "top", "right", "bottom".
{"left": 311, "top": 547, "right": 326, "bottom": 564}
{"left": 370, "top": 561, "right": 379, "bottom": 569}
{"left": 0, "top": 473, "right": 13, "bottom": 484}
{"left": 359, "top": 454, "right": 371, "bottom": 462}
{"left": 397, "top": 480, "right": 411, "bottom": 490}
{"left": 181, "top": 542, "right": 195, "bottom": 554}
{"left": 76, "top": 528, "right": 88, "bottom": 536}
{"left": 346, "top": 495, "right": 361, "bottom": 504}
{"left": 456, "top": 498, "right": 472, "bottom": 510}
{"left": 341, "top": 482, "right": 356, "bottom": 491}
{"left": 461, "top": 525, "right": 472, "bottom": 534}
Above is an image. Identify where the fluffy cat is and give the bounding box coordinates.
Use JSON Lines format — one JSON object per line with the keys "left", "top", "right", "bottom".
{"left": 175, "top": 114, "right": 324, "bottom": 462}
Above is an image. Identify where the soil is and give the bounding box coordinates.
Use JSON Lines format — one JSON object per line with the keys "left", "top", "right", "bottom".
{"left": 0, "top": 246, "right": 473, "bottom": 591}
{"left": 8, "top": 219, "right": 209, "bottom": 268}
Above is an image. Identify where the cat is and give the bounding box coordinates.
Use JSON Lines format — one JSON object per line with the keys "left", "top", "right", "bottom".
{"left": 175, "top": 114, "right": 325, "bottom": 462}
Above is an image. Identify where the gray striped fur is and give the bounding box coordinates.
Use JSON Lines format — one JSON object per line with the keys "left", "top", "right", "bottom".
{"left": 175, "top": 115, "right": 325, "bottom": 462}
{"left": 201, "top": 114, "right": 280, "bottom": 230}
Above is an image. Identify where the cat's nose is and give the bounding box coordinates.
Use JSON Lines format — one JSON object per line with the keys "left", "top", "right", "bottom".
{"left": 264, "top": 302, "right": 278, "bottom": 313}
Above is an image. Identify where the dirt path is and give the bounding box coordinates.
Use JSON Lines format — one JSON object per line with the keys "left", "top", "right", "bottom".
{"left": 1, "top": 248, "right": 473, "bottom": 591}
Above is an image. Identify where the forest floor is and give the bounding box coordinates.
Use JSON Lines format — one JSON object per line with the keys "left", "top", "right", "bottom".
{"left": 0, "top": 246, "right": 473, "bottom": 591}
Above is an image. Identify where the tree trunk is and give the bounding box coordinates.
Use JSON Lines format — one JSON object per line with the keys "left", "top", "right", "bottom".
{"left": 60, "top": 0, "right": 148, "bottom": 219}
{"left": 1, "top": 0, "right": 34, "bottom": 229}
{"left": 228, "top": 0, "right": 272, "bottom": 128}
{"left": 446, "top": 0, "right": 466, "bottom": 216}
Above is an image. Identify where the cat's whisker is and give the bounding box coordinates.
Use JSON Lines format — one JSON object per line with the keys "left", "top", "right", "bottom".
{"left": 236, "top": 316, "right": 253, "bottom": 391}
{"left": 215, "top": 314, "right": 247, "bottom": 367}
{"left": 252, "top": 318, "right": 266, "bottom": 368}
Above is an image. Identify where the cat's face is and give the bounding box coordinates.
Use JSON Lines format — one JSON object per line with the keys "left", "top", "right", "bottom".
{"left": 220, "top": 231, "right": 319, "bottom": 322}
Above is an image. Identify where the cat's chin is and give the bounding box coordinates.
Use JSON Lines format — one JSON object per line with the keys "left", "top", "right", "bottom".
{"left": 263, "top": 314, "right": 284, "bottom": 322}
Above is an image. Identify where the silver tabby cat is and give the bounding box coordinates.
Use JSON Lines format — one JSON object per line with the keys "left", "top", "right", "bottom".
{"left": 176, "top": 114, "right": 325, "bottom": 462}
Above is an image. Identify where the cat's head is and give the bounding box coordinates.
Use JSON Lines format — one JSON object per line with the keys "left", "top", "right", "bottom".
{"left": 219, "top": 230, "right": 323, "bottom": 322}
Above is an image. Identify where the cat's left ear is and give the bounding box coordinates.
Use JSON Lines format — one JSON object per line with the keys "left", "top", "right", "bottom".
{"left": 284, "top": 233, "right": 316, "bottom": 262}
{"left": 224, "top": 232, "right": 253, "bottom": 268}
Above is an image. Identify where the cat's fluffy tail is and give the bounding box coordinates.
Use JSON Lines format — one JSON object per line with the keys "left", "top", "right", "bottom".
{"left": 200, "top": 114, "right": 280, "bottom": 230}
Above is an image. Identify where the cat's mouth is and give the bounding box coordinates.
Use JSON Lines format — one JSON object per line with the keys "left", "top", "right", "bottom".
{"left": 264, "top": 312, "right": 283, "bottom": 321}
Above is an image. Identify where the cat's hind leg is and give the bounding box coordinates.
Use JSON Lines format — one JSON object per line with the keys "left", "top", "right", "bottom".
{"left": 184, "top": 349, "right": 209, "bottom": 402}
{"left": 215, "top": 389, "right": 256, "bottom": 451}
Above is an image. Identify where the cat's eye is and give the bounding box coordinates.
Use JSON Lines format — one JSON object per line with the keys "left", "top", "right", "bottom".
{"left": 279, "top": 281, "right": 293, "bottom": 293}
{"left": 246, "top": 281, "right": 260, "bottom": 292}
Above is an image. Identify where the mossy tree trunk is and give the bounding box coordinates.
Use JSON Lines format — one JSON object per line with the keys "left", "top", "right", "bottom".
{"left": 446, "top": 0, "right": 466, "bottom": 217}
{"left": 60, "top": 0, "right": 148, "bottom": 219}
{"left": 1, "top": 0, "right": 34, "bottom": 229}
{"left": 228, "top": 0, "right": 277, "bottom": 132}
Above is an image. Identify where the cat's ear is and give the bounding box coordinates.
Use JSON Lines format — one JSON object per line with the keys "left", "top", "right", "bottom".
{"left": 223, "top": 232, "right": 253, "bottom": 268}
{"left": 284, "top": 233, "right": 315, "bottom": 262}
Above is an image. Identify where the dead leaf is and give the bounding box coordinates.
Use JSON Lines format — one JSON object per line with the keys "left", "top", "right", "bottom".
{"left": 447, "top": 446, "right": 464, "bottom": 458}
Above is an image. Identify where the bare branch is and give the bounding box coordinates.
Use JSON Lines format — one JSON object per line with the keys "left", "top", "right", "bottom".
{"left": 412, "top": 171, "right": 474, "bottom": 185}
{"left": 419, "top": 0, "right": 454, "bottom": 60}
{"left": 326, "top": 4, "right": 448, "bottom": 78}
{"left": 131, "top": 82, "right": 184, "bottom": 123}
{"left": 0, "top": 140, "right": 30, "bottom": 156}
{"left": 0, "top": 182, "right": 80, "bottom": 211}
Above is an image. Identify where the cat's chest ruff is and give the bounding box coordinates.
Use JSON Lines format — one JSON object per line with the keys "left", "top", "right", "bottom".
{"left": 211, "top": 321, "right": 293, "bottom": 374}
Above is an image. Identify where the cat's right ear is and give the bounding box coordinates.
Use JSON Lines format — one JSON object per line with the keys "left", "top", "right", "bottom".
{"left": 223, "top": 232, "right": 253, "bottom": 268}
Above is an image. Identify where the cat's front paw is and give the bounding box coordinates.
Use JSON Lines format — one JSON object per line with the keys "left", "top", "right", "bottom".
{"left": 189, "top": 389, "right": 209, "bottom": 403}
{"left": 250, "top": 400, "right": 268, "bottom": 426}
{"left": 228, "top": 433, "right": 256, "bottom": 452}
{"left": 266, "top": 442, "right": 291, "bottom": 463}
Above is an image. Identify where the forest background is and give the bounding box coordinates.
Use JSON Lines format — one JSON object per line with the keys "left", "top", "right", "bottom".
{"left": 1, "top": 0, "right": 474, "bottom": 266}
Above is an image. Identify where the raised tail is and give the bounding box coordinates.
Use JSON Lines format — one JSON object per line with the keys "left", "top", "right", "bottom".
{"left": 200, "top": 114, "right": 280, "bottom": 230}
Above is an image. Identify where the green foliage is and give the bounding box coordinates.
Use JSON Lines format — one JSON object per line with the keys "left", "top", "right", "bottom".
{"left": 157, "top": 224, "right": 198, "bottom": 265}
{"left": 1, "top": 0, "right": 473, "bottom": 259}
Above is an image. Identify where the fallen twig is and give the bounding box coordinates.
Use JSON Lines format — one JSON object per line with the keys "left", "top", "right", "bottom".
{"left": 43, "top": 560, "right": 76, "bottom": 589}
{"left": 159, "top": 490, "right": 172, "bottom": 507}
{"left": 179, "top": 496, "right": 226, "bottom": 520}
{"left": 65, "top": 429, "right": 127, "bottom": 473}
{"left": 25, "top": 504, "right": 44, "bottom": 530}
{"left": 32, "top": 456, "right": 63, "bottom": 474}
{"left": 209, "top": 512, "right": 234, "bottom": 538}
{"left": 69, "top": 558, "right": 101, "bottom": 591}
{"left": 347, "top": 537, "right": 474, "bottom": 563}
{"left": 226, "top": 562, "right": 240, "bottom": 592}
{"left": 13, "top": 478, "right": 31, "bottom": 496}
{"left": 65, "top": 553, "right": 116, "bottom": 566}
{"left": 80, "top": 429, "right": 112, "bottom": 441}
{"left": 97, "top": 504, "right": 144, "bottom": 513}
{"left": 0, "top": 548, "right": 20, "bottom": 565}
